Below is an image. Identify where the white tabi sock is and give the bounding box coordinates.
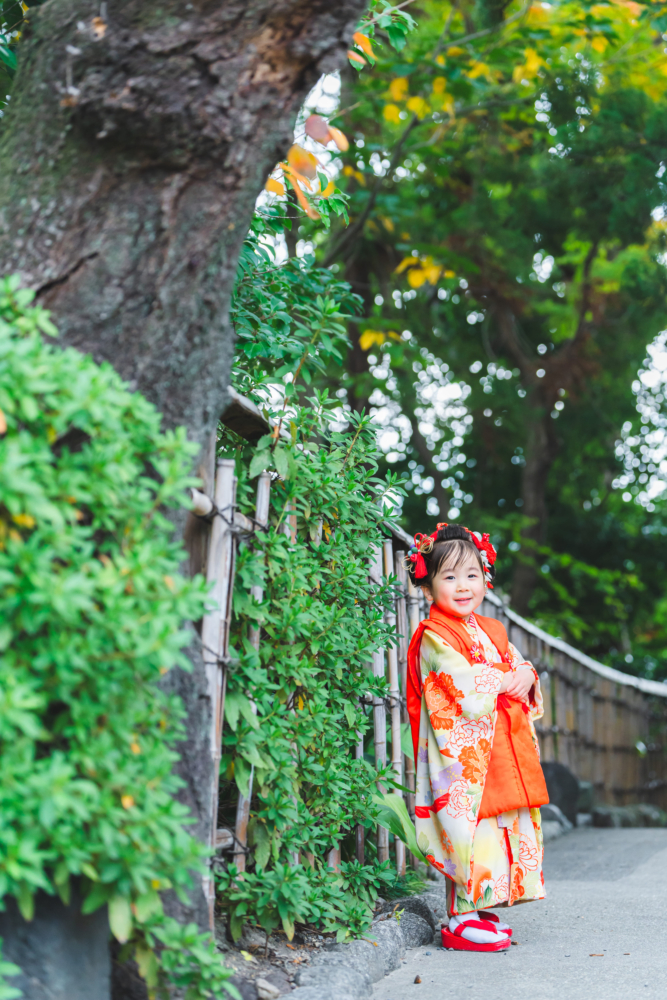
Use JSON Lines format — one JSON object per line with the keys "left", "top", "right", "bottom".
{"left": 448, "top": 911, "right": 509, "bottom": 944}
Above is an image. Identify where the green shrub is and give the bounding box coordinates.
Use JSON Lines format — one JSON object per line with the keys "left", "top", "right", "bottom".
{"left": 0, "top": 277, "right": 234, "bottom": 998}
{"left": 215, "top": 221, "right": 409, "bottom": 942}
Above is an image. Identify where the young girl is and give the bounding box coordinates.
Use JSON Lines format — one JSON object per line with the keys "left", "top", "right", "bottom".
{"left": 406, "top": 523, "right": 548, "bottom": 952}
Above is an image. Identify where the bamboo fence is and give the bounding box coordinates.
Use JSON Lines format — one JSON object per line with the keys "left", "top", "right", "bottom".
{"left": 195, "top": 390, "right": 667, "bottom": 929}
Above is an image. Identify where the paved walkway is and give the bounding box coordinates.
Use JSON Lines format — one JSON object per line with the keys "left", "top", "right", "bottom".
{"left": 372, "top": 828, "right": 667, "bottom": 1000}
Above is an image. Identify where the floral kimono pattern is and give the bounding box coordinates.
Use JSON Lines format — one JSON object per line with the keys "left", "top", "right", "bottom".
{"left": 413, "top": 612, "right": 546, "bottom": 914}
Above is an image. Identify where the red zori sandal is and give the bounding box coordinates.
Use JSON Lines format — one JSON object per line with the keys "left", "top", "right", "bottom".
{"left": 441, "top": 920, "right": 511, "bottom": 952}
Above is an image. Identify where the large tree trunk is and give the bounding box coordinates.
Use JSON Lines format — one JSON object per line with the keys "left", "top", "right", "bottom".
{"left": 0, "top": 0, "right": 367, "bottom": 951}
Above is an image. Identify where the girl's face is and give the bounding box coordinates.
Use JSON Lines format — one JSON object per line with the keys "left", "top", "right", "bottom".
{"left": 422, "top": 556, "right": 485, "bottom": 620}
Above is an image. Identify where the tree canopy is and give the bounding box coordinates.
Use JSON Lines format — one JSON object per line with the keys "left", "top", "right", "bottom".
{"left": 293, "top": 0, "right": 667, "bottom": 677}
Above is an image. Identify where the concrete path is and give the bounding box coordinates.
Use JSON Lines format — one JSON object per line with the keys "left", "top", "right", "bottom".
{"left": 372, "top": 828, "right": 667, "bottom": 1000}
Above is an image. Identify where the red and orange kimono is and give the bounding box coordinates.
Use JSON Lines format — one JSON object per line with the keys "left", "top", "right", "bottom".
{"left": 407, "top": 605, "right": 548, "bottom": 914}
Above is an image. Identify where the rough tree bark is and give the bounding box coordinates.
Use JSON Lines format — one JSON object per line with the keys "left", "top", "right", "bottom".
{"left": 0, "top": 0, "right": 368, "bottom": 958}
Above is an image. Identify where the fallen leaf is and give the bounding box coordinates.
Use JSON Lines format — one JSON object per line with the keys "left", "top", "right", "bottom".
{"left": 589, "top": 953, "right": 604, "bottom": 957}
{"left": 511, "top": 940, "right": 519, "bottom": 946}
{"left": 414, "top": 975, "right": 422, "bottom": 984}
{"left": 240, "top": 950, "right": 254, "bottom": 962}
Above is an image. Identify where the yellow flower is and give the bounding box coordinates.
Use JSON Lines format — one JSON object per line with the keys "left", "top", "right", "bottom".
{"left": 513, "top": 48, "right": 545, "bottom": 83}
{"left": 12, "top": 513, "right": 35, "bottom": 528}
{"left": 468, "top": 61, "right": 491, "bottom": 81}
{"left": 389, "top": 77, "right": 409, "bottom": 102}
{"left": 121, "top": 795, "right": 135, "bottom": 810}
{"left": 406, "top": 96, "right": 429, "bottom": 118}
{"left": 359, "top": 330, "right": 387, "bottom": 351}
{"left": 383, "top": 103, "right": 402, "bottom": 124}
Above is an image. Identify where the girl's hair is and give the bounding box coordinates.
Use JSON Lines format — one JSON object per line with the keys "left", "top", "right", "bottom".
{"left": 406, "top": 524, "right": 494, "bottom": 589}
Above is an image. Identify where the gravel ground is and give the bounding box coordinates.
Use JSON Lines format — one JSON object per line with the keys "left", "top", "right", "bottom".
{"left": 372, "top": 827, "right": 667, "bottom": 1000}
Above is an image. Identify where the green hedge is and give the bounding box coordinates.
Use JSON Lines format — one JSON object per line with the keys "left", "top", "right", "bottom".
{"left": 0, "top": 277, "right": 234, "bottom": 998}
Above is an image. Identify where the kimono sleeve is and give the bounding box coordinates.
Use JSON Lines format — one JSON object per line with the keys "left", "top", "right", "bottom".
{"left": 506, "top": 640, "right": 544, "bottom": 723}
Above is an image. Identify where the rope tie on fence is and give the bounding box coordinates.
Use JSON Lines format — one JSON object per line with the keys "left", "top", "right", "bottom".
{"left": 192, "top": 500, "right": 269, "bottom": 534}
{"left": 200, "top": 642, "right": 238, "bottom": 669}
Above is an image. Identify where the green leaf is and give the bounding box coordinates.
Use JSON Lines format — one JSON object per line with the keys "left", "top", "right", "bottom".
{"left": 133, "top": 888, "right": 163, "bottom": 923}
{"left": 273, "top": 445, "right": 290, "bottom": 479}
{"left": 0, "top": 44, "right": 17, "bottom": 73}
{"left": 343, "top": 702, "right": 356, "bottom": 728}
{"left": 374, "top": 793, "right": 426, "bottom": 863}
{"left": 234, "top": 756, "right": 252, "bottom": 797}
{"left": 249, "top": 449, "right": 272, "bottom": 478}
{"left": 254, "top": 823, "right": 271, "bottom": 871}
{"left": 81, "top": 882, "right": 112, "bottom": 915}
{"left": 400, "top": 722, "right": 413, "bottom": 759}
{"left": 108, "top": 895, "right": 133, "bottom": 943}
{"left": 135, "top": 944, "right": 159, "bottom": 990}
{"left": 230, "top": 908, "right": 245, "bottom": 942}
{"left": 16, "top": 882, "right": 34, "bottom": 922}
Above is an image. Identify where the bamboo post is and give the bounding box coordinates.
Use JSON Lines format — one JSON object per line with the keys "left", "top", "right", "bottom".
{"left": 327, "top": 845, "right": 341, "bottom": 871}
{"left": 355, "top": 725, "right": 365, "bottom": 863}
{"left": 383, "top": 539, "right": 405, "bottom": 875}
{"left": 201, "top": 459, "right": 237, "bottom": 927}
{"left": 397, "top": 556, "right": 416, "bottom": 822}
{"left": 233, "top": 471, "right": 271, "bottom": 872}
{"left": 370, "top": 545, "right": 389, "bottom": 863}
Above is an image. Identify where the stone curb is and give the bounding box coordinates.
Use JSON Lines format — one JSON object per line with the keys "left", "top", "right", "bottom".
{"left": 236, "top": 809, "right": 578, "bottom": 1000}
{"left": 286, "top": 807, "right": 577, "bottom": 1000}
{"left": 287, "top": 893, "right": 446, "bottom": 1000}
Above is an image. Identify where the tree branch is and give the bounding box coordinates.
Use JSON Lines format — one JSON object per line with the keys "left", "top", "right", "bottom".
{"left": 407, "top": 413, "right": 452, "bottom": 518}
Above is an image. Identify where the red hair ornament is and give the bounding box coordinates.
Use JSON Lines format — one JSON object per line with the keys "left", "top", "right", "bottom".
{"left": 408, "top": 524, "right": 497, "bottom": 588}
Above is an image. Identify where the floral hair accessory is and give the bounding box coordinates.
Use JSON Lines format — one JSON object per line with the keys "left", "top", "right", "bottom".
{"left": 408, "top": 523, "right": 497, "bottom": 588}
{"left": 463, "top": 528, "right": 497, "bottom": 589}
{"left": 408, "top": 523, "right": 449, "bottom": 579}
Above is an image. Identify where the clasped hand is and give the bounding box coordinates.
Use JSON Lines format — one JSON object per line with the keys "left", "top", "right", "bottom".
{"left": 498, "top": 667, "right": 534, "bottom": 703}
